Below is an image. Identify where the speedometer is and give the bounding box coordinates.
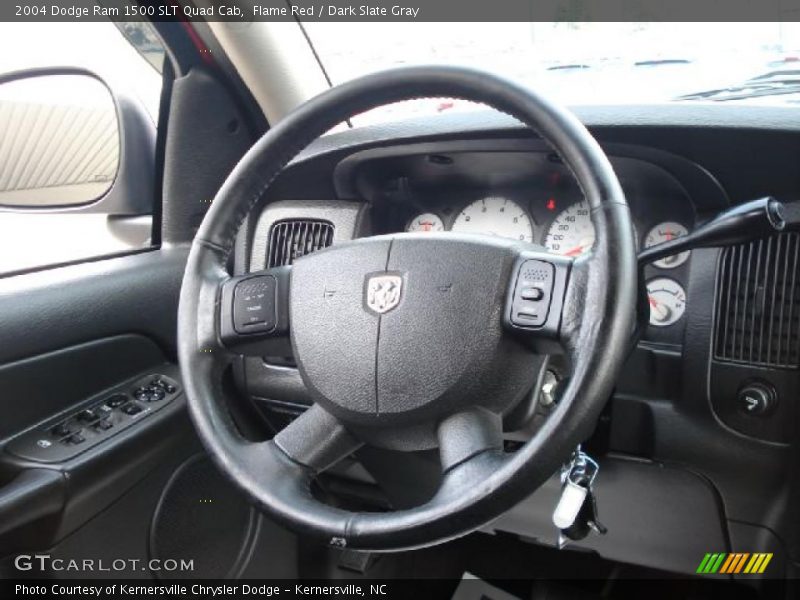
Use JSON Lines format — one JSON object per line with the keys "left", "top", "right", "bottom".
{"left": 451, "top": 197, "right": 534, "bottom": 242}
{"left": 544, "top": 200, "right": 595, "bottom": 256}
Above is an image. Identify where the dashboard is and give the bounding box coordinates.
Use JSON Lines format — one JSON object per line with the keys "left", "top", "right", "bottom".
{"left": 234, "top": 114, "right": 799, "bottom": 577}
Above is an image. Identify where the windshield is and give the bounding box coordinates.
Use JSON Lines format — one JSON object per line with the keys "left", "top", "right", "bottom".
{"left": 304, "top": 22, "right": 800, "bottom": 126}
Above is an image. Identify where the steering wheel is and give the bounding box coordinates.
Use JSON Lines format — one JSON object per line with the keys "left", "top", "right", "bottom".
{"left": 177, "top": 66, "right": 636, "bottom": 551}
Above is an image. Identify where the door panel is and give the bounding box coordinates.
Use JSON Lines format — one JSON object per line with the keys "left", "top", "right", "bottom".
{"left": 0, "top": 249, "right": 189, "bottom": 556}
{"left": 0, "top": 246, "right": 297, "bottom": 579}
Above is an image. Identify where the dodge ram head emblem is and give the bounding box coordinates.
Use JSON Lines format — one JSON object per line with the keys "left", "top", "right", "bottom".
{"left": 365, "top": 274, "right": 402, "bottom": 314}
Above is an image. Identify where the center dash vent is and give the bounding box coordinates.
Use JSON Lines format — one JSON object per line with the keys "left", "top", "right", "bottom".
{"left": 714, "top": 232, "right": 800, "bottom": 369}
{"left": 266, "top": 220, "right": 334, "bottom": 268}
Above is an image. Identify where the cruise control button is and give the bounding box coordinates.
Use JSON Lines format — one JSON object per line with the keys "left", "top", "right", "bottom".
{"left": 516, "top": 311, "right": 541, "bottom": 321}
{"left": 510, "top": 259, "right": 555, "bottom": 328}
{"left": 233, "top": 276, "right": 277, "bottom": 333}
{"left": 519, "top": 286, "right": 545, "bottom": 301}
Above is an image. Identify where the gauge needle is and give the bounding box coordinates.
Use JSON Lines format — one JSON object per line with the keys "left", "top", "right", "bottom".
{"left": 562, "top": 237, "right": 593, "bottom": 257}
{"left": 648, "top": 296, "right": 670, "bottom": 321}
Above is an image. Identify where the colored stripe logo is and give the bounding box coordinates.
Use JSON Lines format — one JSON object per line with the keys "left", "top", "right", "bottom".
{"left": 696, "top": 553, "right": 773, "bottom": 574}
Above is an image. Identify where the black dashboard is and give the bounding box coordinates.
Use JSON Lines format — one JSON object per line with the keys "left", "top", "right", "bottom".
{"left": 232, "top": 106, "right": 800, "bottom": 578}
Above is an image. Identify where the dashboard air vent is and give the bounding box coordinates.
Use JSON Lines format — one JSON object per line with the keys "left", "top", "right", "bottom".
{"left": 267, "top": 220, "right": 334, "bottom": 268}
{"left": 714, "top": 233, "right": 800, "bottom": 369}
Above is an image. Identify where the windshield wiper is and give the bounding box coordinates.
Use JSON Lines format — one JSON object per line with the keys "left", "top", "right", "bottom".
{"left": 675, "top": 69, "right": 800, "bottom": 102}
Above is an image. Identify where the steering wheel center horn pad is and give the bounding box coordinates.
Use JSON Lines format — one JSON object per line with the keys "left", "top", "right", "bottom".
{"left": 177, "top": 65, "right": 637, "bottom": 551}
{"left": 291, "top": 234, "right": 541, "bottom": 450}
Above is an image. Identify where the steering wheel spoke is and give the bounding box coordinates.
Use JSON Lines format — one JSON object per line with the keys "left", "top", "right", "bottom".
{"left": 437, "top": 408, "right": 504, "bottom": 473}
{"left": 274, "top": 404, "right": 363, "bottom": 474}
{"left": 218, "top": 266, "right": 292, "bottom": 357}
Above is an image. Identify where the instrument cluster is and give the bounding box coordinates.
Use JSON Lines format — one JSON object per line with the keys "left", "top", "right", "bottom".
{"left": 395, "top": 156, "right": 696, "bottom": 331}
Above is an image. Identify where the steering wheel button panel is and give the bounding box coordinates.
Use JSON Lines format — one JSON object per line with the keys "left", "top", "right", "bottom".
{"left": 510, "top": 260, "right": 555, "bottom": 327}
{"left": 233, "top": 276, "right": 277, "bottom": 333}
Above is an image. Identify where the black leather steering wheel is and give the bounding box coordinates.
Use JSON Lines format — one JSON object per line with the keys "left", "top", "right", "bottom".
{"left": 177, "top": 66, "right": 636, "bottom": 551}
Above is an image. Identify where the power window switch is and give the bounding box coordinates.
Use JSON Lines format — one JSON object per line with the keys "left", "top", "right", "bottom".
{"left": 122, "top": 403, "right": 143, "bottom": 416}
{"left": 77, "top": 409, "right": 98, "bottom": 423}
{"left": 106, "top": 394, "right": 127, "bottom": 408}
{"left": 94, "top": 418, "right": 113, "bottom": 431}
{"left": 51, "top": 423, "right": 72, "bottom": 437}
{"left": 65, "top": 432, "right": 86, "bottom": 445}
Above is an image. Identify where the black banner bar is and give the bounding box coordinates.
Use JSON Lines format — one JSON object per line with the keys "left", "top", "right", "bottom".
{"left": 4, "top": 0, "right": 800, "bottom": 22}
{"left": 1, "top": 577, "right": 783, "bottom": 600}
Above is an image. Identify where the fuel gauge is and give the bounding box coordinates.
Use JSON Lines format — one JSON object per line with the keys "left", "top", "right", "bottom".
{"left": 647, "top": 277, "right": 686, "bottom": 327}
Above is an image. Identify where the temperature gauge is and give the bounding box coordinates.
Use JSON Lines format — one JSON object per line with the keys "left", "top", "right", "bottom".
{"left": 645, "top": 222, "right": 690, "bottom": 268}
{"left": 647, "top": 278, "right": 686, "bottom": 327}
{"left": 407, "top": 213, "right": 444, "bottom": 233}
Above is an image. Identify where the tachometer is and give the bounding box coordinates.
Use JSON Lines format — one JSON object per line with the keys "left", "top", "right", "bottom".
{"left": 406, "top": 213, "right": 444, "bottom": 232}
{"left": 544, "top": 200, "right": 595, "bottom": 256}
{"left": 451, "top": 197, "right": 534, "bottom": 242}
